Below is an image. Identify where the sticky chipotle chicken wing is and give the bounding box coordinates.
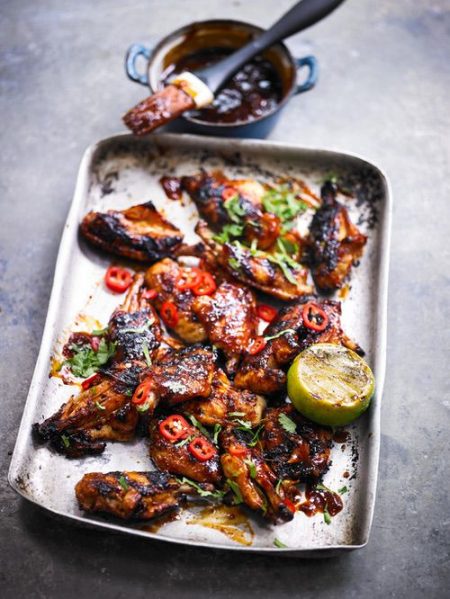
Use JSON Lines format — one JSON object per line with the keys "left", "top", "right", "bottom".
{"left": 306, "top": 181, "right": 367, "bottom": 291}
{"left": 192, "top": 281, "right": 258, "bottom": 373}
{"left": 235, "top": 297, "right": 362, "bottom": 395}
{"left": 80, "top": 201, "right": 183, "bottom": 262}
{"left": 149, "top": 415, "right": 222, "bottom": 484}
{"left": 75, "top": 470, "right": 197, "bottom": 520}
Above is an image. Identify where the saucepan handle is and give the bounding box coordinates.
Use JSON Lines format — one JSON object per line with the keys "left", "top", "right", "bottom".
{"left": 125, "top": 44, "right": 152, "bottom": 86}
{"left": 294, "top": 55, "right": 318, "bottom": 94}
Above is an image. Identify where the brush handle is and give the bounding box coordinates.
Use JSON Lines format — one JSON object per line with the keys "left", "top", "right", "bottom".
{"left": 196, "top": 0, "right": 345, "bottom": 93}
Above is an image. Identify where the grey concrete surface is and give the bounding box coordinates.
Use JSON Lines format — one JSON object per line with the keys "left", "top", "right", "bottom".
{"left": 1, "top": 0, "right": 449, "bottom": 597}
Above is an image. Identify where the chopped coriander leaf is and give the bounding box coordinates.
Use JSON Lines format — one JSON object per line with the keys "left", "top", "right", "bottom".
{"left": 136, "top": 401, "right": 151, "bottom": 413}
{"left": 142, "top": 342, "right": 152, "bottom": 367}
{"left": 228, "top": 411, "right": 245, "bottom": 418}
{"left": 91, "top": 327, "right": 108, "bottom": 336}
{"left": 248, "top": 425, "right": 263, "bottom": 447}
{"left": 224, "top": 195, "right": 246, "bottom": 223}
{"left": 64, "top": 338, "right": 117, "bottom": 378}
{"left": 244, "top": 459, "right": 257, "bottom": 479}
{"left": 266, "top": 253, "right": 298, "bottom": 286}
{"left": 316, "top": 483, "right": 334, "bottom": 493}
{"left": 61, "top": 434, "right": 70, "bottom": 448}
{"left": 278, "top": 413, "right": 297, "bottom": 434}
{"left": 262, "top": 185, "right": 307, "bottom": 224}
{"left": 226, "top": 479, "right": 243, "bottom": 504}
{"left": 213, "top": 223, "right": 244, "bottom": 244}
{"left": 213, "top": 424, "right": 222, "bottom": 445}
{"left": 124, "top": 389, "right": 133, "bottom": 397}
{"left": 177, "top": 477, "right": 225, "bottom": 500}
{"left": 228, "top": 257, "right": 241, "bottom": 271}
{"left": 338, "top": 486, "right": 348, "bottom": 494}
{"left": 118, "top": 476, "right": 129, "bottom": 491}
{"left": 121, "top": 319, "right": 153, "bottom": 334}
{"left": 233, "top": 418, "right": 252, "bottom": 431}
{"left": 323, "top": 505, "right": 332, "bottom": 525}
{"left": 187, "top": 414, "right": 211, "bottom": 439}
{"left": 275, "top": 479, "right": 283, "bottom": 494}
{"left": 95, "top": 401, "right": 106, "bottom": 411}
{"left": 175, "top": 434, "right": 194, "bottom": 448}
{"left": 273, "top": 538, "right": 288, "bottom": 548}
{"left": 264, "top": 328, "right": 296, "bottom": 342}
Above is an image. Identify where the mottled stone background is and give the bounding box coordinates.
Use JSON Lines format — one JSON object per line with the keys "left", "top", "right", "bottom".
{"left": 1, "top": 0, "right": 449, "bottom": 597}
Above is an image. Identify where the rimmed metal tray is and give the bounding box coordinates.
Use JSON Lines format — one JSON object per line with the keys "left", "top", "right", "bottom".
{"left": 8, "top": 133, "right": 391, "bottom": 556}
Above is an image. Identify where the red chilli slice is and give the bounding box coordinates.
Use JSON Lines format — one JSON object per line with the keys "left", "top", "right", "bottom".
{"left": 188, "top": 437, "right": 216, "bottom": 462}
{"left": 104, "top": 266, "right": 133, "bottom": 293}
{"left": 160, "top": 301, "right": 179, "bottom": 328}
{"left": 302, "top": 302, "right": 329, "bottom": 332}
{"left": 132, "top": 379, "right": 154, "bottom": 405}
{"left": 256, "top": 304, "right": 278, "bottom": 323}
{"left": 159, "top": 415, "right": 190, "bottom": 442}
{"left": 247, "top": 336, "right": 267, "bottom": 355}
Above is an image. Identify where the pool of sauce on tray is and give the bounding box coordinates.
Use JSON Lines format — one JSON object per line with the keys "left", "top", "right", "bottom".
{"left": 187, "top": 504, "right": 254, "bottom": 546}
{"left": 298, "top": 485, "right": 344, "bottom": 518}
{"left": 160, "top": 175, "right": 183, "bottom": 200}
{"left": 161, "top": 47, "right": 282, "bottom": 124}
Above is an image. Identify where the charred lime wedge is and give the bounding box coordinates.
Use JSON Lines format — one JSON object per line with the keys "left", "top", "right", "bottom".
{"left": 287, "top": 343, "right": 375, "bottom": 426}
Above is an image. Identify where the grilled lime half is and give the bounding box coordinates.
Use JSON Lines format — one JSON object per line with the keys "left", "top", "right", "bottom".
{"left": 287, "top": 343, "right": 375, "bottom": 426}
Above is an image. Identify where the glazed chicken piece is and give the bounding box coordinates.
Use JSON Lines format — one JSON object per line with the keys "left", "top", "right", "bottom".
{"left": 149, "top": 415, "right": 222, "bottom": 484}
{"left": 145, "top": 258, "right": 207, "bottom": 343}
{"left": 220, "top": 426, "right": 294, "bottom": 523}
{"left": 192, "top": 281, "right": 258, "bottom": 373}
{"left": 261, "top": 405, "right": 333, "bottom": 483}
{"left": 148, "top": 345, "right": 216, "bottom": 407}
{"left": 183, "top": 369, "right": 266, "bottom": 428}
{"left": 32, "top": 376, "right": 139, "bottom": 458}
{"left": 33, "top": 275, "right": 162, "bottom": 457}
{"left": 181, "top": 171, "right": 281, "bottom": 250}
{"left": 76, "top": 470, "right": 203, "bottom": 520}
{"left": 306, "top": 181, "right": 367, "bottom": 292}
{"left": 235, "top": 297, "right": 362, "bottom": 395}
{"left": 196, "top": 220, "right": 312, "bottom": 301}
{"left": 80, "top": 201, "right": 183, "bottom": 262}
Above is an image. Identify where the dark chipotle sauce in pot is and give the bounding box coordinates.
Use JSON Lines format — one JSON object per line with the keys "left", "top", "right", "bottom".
{"left": 161, "top": 48, "right": 283, "bottom": 124}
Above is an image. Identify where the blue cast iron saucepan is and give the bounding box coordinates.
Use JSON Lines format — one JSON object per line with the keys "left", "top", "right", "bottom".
{"left": 125, "top": 19, "right": 318, "bottom": 139}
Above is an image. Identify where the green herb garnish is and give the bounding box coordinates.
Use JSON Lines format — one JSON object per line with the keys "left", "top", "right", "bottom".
{"left": 213, "top": 223, "right": 244, "bottom": 244}
{"left": 224, "top": 195, "right": 246, "bottom": 223}
{"left": 136, "top": 401, "right": 151, "bottom": 413}
{"left": 61, "top": 434, "right": 70, "bottom": 448}
{"left": 121, "top": 319, "right": 153, "bottom": 335}
{"left": 228, "top": 257, "right": 241, "bottom": 271}
{"left": 244, "top": 459, "right": 257, "bottom": 479}
{"left": 142, "top": 342, "right": 152, "bottom": 367}
{"left": 264, "top": 328, "right": 296, "bottom": 342}
{"left": 91, "top": 327, "right": 108, "bottom": 336}
{"left": 247, "top": 425, "right": 264, "bottom": 447}
{"left": 226, "top": 479, "right": 243, "bottom": 504}
{"left": 118, "top": 475, "right": 129, "bottom": 491}
{"left": 275, "top": 479, "right": 283, "bottom": 494}
{"left": 316, "top": 483, "right": 334, "bottom": 494}
{"left": 95, "top": 401, "right": 106, "bottom": 411}
{"left": 273, "top": 538, "right": 288, "bottom": 548}
{"left": 177, "top": 476, "right": 225, "bottom": 500}
{"left": 278, "top": 412, "right": 297, "bottom": 434}
{"left": 64, "top": 338, "right": 117, "bottom": 379}
{"left": 213, "top": 424, "right": 222, "bottom": 445}
{"left": 323, "top": 505, "right": 332, "bottom": 525}
{"left": 228, "top": 412, "right": 245, "bottom": 418}
{"left": 175, "top": 434, "right": 194, "bottom": 448}
{"left": 187, "top": 414, "right": 211, "bottom": 439}
{"left": 338, "top": 486, "right": 348, "bottom": 495}
{"left": 262, "top": 185, "right": 307, "bottom": 227}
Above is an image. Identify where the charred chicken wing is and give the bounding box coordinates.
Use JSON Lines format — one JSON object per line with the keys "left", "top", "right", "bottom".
{"left": 149, "top": 415, "right": 222, "bottom": 484}
{"left": 306, "top": 181, "right": 367, "bottom": 292}
{"left": 81, "top": 201, "right": 183, "bottom": 262}
{"left": 235, "top": 297, "right": 362, "bottom": 395}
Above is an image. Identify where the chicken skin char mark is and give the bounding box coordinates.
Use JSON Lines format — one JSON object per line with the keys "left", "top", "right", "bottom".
{"left": 261, "top": 405, "right": 333, "bottom": 483}
{"left": 80, "top": 201, "right": 183, "bottom": 263}
{"left": 306, "top": 181, "right": 367, "bottom": 292}
{"left": 196, "top": 220, "right": 312, "bottom": 301}
{"left": 146, "top": 345, "right": 216, "bottom": 407}
{"left": 145, "top": 258, "right": 207, "bottom": 344}
{"left": 192, "top": 281, "right": 258, "bottom": 374}
{"left": 182, "top": 368, "right": 266, "bottom": 428}
{"left": 149, "top": 415, "right": 222, "bottom": 484}
{"left": 75, "top": 470, "right": 208, "bottom": 520}
{"left": 181, "top": 171, "right": 281, "bottom": 250}
{"left": 234, "top": 297, "right": 362, "bottom": 395}
{"left": 220, "top": 426, "right": 294, "bottom": 523}
{"left": 33, "top": 274, "right": 162, "bottom": 457}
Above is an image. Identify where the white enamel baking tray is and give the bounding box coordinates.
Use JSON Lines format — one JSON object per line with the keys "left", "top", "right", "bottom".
{"left": 8, "top": 133, "right": 391, "bottom": 556}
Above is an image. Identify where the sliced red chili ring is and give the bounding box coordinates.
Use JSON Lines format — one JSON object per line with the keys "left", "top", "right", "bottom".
{"left": 256, "top": 304, "right": 278, "bottom": 323}
{"left": 142, "top": 288, "right": 158, "bottom": 300}
{"left": 302, "top": 301, "right": 329, "bottom": 332}
{"left": 247, "top": 336, "right": 267, "bottom": 355}
{"left": 132, "top": 379, "right": 154, "bottom": 405}
{"left": 104, "top": 266, "right": 133, "bottom": 293}
{"left": 175, "top": 267, "right": 203, "bottom": 291}
{"left": 160, "top": 301, "right": 179, "bottom": 328}
{"left": 159, "top": 415, "right": 190, "bottom": 442}
{"left": 81, "top": 373, "right": 101, "bottom": 391}
{"left": 192, "top": 272, "right": 217, "bottom": 296}
{"left": 284, "top": 498, "right": 297, "bottom": 513}
{"left": 229, "top": 445, "right": 249, "bottom": 458}
{"left": 188, "top": 436, "right": 216, "bottom": 462}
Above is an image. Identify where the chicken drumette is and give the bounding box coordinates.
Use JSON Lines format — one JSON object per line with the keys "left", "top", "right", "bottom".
{"left": 81, "top": 201, "right": 184, "bottom": 262}
{"left": 235, "top": 297, "right": 362, "bottom": 395}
